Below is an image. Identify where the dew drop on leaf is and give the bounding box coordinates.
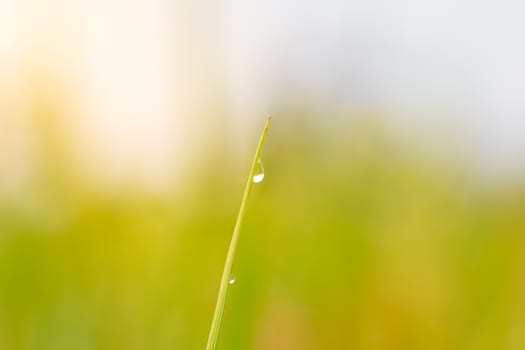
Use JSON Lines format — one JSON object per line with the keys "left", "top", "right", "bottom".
{"left": 252, "top": 160, "right": 265, "bottom": 183}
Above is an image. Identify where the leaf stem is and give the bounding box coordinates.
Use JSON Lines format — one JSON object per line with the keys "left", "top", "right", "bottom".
{"left": 205, "top": 116, "right": 271, "bottom": 350}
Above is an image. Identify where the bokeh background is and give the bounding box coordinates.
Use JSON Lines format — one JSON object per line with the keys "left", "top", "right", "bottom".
{"left": 1, "top": 0, "right": 525, "bottom": 349}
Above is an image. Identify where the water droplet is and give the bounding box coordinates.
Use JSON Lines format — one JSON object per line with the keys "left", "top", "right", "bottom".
{"left": 228, "top": 274, "right": 236, "bottom": 285}
{"left": 252, "top": 160, "right": 265, "bottom": 183}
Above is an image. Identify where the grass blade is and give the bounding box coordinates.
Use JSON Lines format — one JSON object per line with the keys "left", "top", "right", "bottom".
{"left": 205, "top": 116, "right": 272, "bottom": 350}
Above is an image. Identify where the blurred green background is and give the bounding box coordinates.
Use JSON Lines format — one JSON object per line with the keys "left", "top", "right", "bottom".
{"left": 1, "top": 111, "right": 525, "bottom": 349}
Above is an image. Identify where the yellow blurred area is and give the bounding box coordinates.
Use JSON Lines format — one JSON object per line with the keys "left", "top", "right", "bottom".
{"left": 2, "top": 1, "right": 525, "bottom": 349}
{"left": 2, "top": 112, "right": 525, "bottom": 349}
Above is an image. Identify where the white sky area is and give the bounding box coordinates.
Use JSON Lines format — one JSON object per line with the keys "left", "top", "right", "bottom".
{"left": 222, "top": 0, "right": 525, "bottom": 178}
{"left": 1, "top": 0, "right": 525, "bottom": 191}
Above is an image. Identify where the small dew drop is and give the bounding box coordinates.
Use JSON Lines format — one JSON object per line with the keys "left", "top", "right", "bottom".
{"left": 252, "top": 160, "right": 265, "bottom": 183}
{"left": 228, "top": 274, "right": 236, "bottom": 285}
